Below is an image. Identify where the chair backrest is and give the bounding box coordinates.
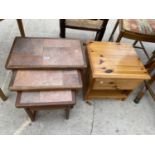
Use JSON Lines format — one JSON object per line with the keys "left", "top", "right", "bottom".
{"left": 60, "top": 19, "right": 109, "bottom": 41}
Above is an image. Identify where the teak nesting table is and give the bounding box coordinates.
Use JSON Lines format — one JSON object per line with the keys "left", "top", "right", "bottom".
{"left": 6, "top": 37, "right": 86, "bottom": 121}
{"left": 85, "top": 41, "right": 150, "bottom": 100}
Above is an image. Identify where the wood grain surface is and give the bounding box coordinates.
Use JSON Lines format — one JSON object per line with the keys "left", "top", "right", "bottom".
{"left": 85, "top": 41, "right": 150, "bottom": 100}
{"left": 87, "top": 41, "right": 150, "bottom": 80}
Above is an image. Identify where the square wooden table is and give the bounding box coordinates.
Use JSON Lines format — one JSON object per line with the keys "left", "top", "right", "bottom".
{"left": 85, "top": 41, "right": 150, "bottom": 100}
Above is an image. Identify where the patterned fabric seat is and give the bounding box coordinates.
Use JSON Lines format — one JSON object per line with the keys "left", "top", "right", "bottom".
{"left": 123, "top": 19, "right": 155, "bottom": 36}
{"left": 65, "top": 19, "right": 103, "bottom": 30}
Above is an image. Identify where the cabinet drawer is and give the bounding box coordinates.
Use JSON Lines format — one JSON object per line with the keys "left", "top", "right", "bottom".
{"left": 93, "top": 79, "right": 142, "bottom": 90}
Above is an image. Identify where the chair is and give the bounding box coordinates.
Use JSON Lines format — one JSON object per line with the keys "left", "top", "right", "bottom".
{"left": 109, "top": 19, "right": 155, "bottom": 59}
{"left": 134, "top": 50, "right": 155, "bottom": 103}
{"left": 60, "top": 19, "right": 109, "bottom": 41}
{"left": 0, "top": 19, "right": 25, "bottom": 101}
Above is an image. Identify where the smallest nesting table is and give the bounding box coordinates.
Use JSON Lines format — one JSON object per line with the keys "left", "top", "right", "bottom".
{"left": 16, "top": 91, "right": 75, "bottom": 121}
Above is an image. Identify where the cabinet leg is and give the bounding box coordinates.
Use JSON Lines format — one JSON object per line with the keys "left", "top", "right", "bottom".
{"left": 24, "top": 108, "right": 36, "bottom": 121}
{"left": 65, "top": 106, "right": 70, "bottom": 120}
{"left": 0, "top": 88, "right": 8, "bottom": 101}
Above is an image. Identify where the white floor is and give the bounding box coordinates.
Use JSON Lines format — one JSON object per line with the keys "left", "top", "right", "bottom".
{"left": 0, "top": 19, "right": 155, "bottom": 134}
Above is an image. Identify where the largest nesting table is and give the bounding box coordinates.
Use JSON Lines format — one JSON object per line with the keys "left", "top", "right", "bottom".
{"left": 6, "top": 37, "right": 86, "bottom": 121}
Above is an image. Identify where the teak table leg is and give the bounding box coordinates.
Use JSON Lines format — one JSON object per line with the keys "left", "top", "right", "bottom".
{"left": 0, "top": 88, "right": 8, "bottom": 101}
{"left": 65, "top": 106, "right": 70, "bottom": 120}
{"left": 24, "top": 108, "right": 36, "bottom": 121}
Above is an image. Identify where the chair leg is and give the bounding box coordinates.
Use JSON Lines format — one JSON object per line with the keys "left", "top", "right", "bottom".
{"left": 65, "top": 106, "right": 70, "bottom": 120}
{"left": 139, "top": 41, "right": 150, "bottom": 59}
{"left": 134, "top": 75, "right": 155, "bottom": 103}
{"left": 59, "top": 19, "right": 66, "bottom": 38}
{"left": 145, "top": 51, "right": 155, "bottom": 69}
{"left": 24, "top": 108, "right": 36, "bottom": 121}
{"left": 16, "top": 19, "right": 25, "bottom": 37}
{"left": 134, "top": 84, "right": 147, "bottom": 103}
{"left": 116, "top": 33, "right": 123, "bottom": 42}
{"left": 133, "top": 40, "right": 138, "bottom": 46}
{"left": 95, "top": 30, "right": 105, "bottom": 41}
{"left": 109, "top": 19, "right": 119, "bottom": 41}
{"left": 0, "top": 88, "right": 8, "bottom": 101}
{"left": 133, "top": 41, "right": 150, "bottom": 60}
{"left": 145, "top": 81, "right": 155, "bottom": 101}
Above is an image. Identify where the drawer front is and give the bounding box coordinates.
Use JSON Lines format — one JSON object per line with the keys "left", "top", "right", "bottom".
{"left": 93, "top": 79, "right": 142, "bottom": 90}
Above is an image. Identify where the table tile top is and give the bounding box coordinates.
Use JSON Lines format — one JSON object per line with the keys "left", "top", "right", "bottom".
{"left": 17, "top": 90, "right": 74, "bottom": 106}
{"left": 6, "top": 37, "right": 86, "bottom": 69}
{"left": 10, "top": 70, "right": 82, "bottom": 91}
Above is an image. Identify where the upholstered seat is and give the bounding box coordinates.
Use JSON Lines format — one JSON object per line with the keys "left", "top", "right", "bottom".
{"left": 122, "top": 19, "right": 155, "bottom": 36}
{"left": 109, "top": 19, "right": 155, "bottom": 60}
{"left": 65, "top": 19, "right": 103, "bottom": 30}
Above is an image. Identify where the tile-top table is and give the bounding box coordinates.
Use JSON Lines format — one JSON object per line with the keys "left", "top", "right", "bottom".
{"left": 10, "top": 70, "right": 82, "bottom": 91}
{"left": 6, "top": 37, "right": 87, "bottom": 120}
{"left": 6, "top": 37, "right": 87, "bottom": 69}
{"left": 85, "top": 41, "right": 150, "bottom": 100}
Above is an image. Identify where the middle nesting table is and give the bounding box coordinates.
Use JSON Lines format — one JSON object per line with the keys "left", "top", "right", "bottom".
{"left": 6, "top": 37, "right": 87, "bottom": 121}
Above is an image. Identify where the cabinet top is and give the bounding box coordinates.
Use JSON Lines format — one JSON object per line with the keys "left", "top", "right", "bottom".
{"left": 6, "top": 37, "right": 87, "bottom": 69}
{"left": 87, "top": 41, "right": 150, "bottom": 80}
